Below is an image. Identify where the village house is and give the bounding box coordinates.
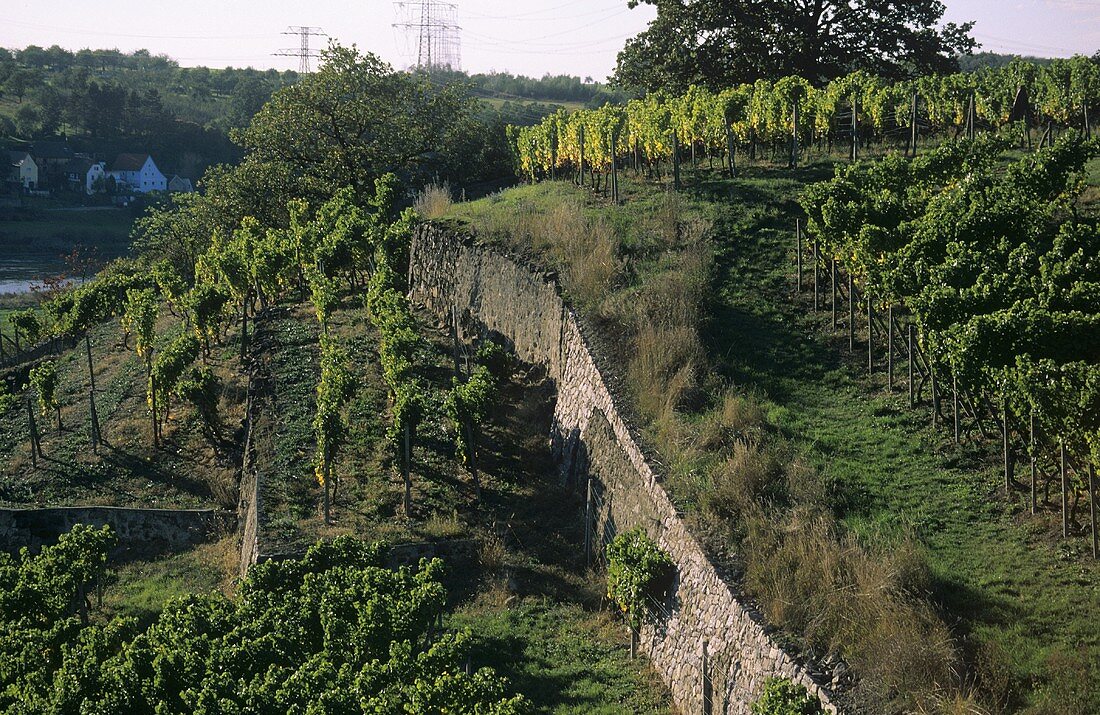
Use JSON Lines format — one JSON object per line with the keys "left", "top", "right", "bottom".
{"left": 167, "top": 175, "right": 194, "bottom": 193}
{"left": 64, "top": 158, "right": 107, "bottom": 194}
{"left": 108, "top": 153, "right": 167, "bottom": 193}
{"left": 7, "top": 151, "right": 39, "bottom": 191}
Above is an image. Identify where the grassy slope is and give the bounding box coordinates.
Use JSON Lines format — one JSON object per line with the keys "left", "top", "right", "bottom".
{"left": 249, "top": 295, "right": 672, "bottom": 713}
{"left": 443, "top": 153, "right": 1100, "bottom": 712}
{"left": 698, "top": 163, "right": 1099, "bottom": 711}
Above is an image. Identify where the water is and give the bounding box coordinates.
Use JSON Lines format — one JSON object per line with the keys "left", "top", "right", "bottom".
{"left": 0, "top": 253, "right": 81, "bottom": 294}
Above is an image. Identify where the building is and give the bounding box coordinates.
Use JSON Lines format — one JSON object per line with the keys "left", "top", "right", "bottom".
{"left": 107, "top": 153, "right": 167, "bottom": 194}
{"left": 167, "top": 175, "right": 194, "bottom": 193}
{"left": 7, "top": 151, "right": 39, "bottom": 190}
{"left": 64, "top": 158, "right": 107, "bottom": 194}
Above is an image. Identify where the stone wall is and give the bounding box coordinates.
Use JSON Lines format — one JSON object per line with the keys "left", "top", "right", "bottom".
{"left": 409, "top": 224, "right": 839, "bottom": 715}
{"left": 0, "top": 506, "right": 231, "bottom": 559}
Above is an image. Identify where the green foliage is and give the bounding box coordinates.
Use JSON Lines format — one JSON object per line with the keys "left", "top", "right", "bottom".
{"left": 801, "top": 135, "right": 1100, "bottom": 460}
{"left": 751, "top": 678, "right": 824, "bottom": 715}
{"left": 8, "top": 309, "right": 41, "bottom": 346}
{"left": 236, "top": 44, "right": 482, "bottom": 203}
{"left": 0, "top": 528, "right": 526, "bottom": 714}
{"left": 150, "top": 331, "right": 200, "bottom": 417}
{"left": 605, "top": 527, "right": 674, "bottom": 630}
{"left": 184, "top": 283, "right": 230, "bottom": 350}
{"left": 27, "top": 359, "right": 59, "bottom": 421}
{"left": 445, "top": 365, "right": 496, "bottom": 466}
{"left": 0, "top": 383, "right": 16, "bottom": 415}
{"left": 314, "top": 335, "right": 355, "bottom": 490}
{"left": 121, "top": 288, "right": 158, "bottom": 360}
{"left": 175, "top": 366, "right": 221, "bottom": 441}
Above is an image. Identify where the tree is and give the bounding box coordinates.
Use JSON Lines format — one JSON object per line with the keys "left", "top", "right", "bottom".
{"left": 122, "top": 288, "right": 160, "bottom": 445}
{"left": 235, "top": 44, "right": 475, "bottom": 204}
{"left": 614, "top": 0, "right": 977, "bottom": 92}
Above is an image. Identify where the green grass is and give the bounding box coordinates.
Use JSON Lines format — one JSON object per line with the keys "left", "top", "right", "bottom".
{"left": 98, "top": 536, "right": 237, "bottom": 627}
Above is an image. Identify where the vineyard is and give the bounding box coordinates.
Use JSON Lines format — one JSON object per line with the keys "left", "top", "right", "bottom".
{"left": 799, "top": 134, "right": 1100, "bottom": 559}
{"left": 509, "top": 57, "right": 1100, "bottom": 186}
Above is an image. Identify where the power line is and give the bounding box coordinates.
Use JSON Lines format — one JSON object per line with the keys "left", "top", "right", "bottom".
{"left": 393, "top": 1, "right": 461, "bottom": 71}
{"left": 274, "top": 25, "right": 327, "bottom": 74}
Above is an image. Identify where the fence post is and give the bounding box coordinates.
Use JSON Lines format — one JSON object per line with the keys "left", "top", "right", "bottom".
{"left": 1091, "top": 464, "right": 1098, "bottom": 559}
{"left": 795, "top": 220, "right": 802, "bottom": 293}
{"left": 673, "top": 132, "right": 682, "bottom": 191}
{"left": 813, "top": 240, "right": 820, "bottom": 311}
{"left": 953, "top": 373, "right": 960, "bottom": 444}
{"left": 908, "top": 324, "right": 915, "bottom": 407}
{"left": 887, "top": 306, "right": 894, "bottom": 390}
{"left": 630, "top": 627, "right": 639, "bottom": 659}
{"left": 584, "top": 477, "right": 593, "bottom": 567}
{"left": 831, "top": 261, "right": 838, "bottom": 329}
{"left": 1003, "top": 400, "right": 1013, "bottom": 494}
{"left": 848, "top": 274, "right": 855, "bottom": 352}
{"left": 931, "top": 366, "right": 939, "bottom": 428}
{"left": 579, "top": 125, "right": 586, "bottom": 187}
{"left": 866, "top": 295, "right": 873, "bottom": 374}
{"left": 1030, "top": 413, "right": 1037, "bottom": 515}
{"left": 702, "top": 640, "right": 712, "bottom": 715}
{"left": 1061, "top": 441, "right": 1069, "bottom": 538}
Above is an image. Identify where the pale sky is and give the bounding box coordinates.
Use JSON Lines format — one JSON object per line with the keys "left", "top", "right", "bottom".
{"left": 2, "top": 1, "right": 1097, "bottom": 80}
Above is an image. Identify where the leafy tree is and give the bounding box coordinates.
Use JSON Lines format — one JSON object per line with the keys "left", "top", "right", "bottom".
{"left": 445, "top": 364, "right": 496, "bottom": 500}
{"left": 314, "top": 335, "right": 355, "bottom": 523}
{"left": 614, "top": 0, "right": 977, "bottom": 92}
{"left": 235, "top": 44, "right": 475, "bottom": 203}
{"left": 122, "top": 288, "right": 160, "bottom": 445}
{"left": 9, "top": 309, "right": 41, "bottom": 350}
{"left": 150, "top": 331, "right": 200, "bottom": 426}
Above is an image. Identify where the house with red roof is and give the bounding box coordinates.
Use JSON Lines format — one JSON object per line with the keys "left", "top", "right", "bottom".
{"left": 107, "top": 153, "right": 167, "bottom": 194}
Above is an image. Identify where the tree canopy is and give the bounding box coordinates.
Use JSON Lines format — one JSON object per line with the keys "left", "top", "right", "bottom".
{"left": 614, "top": 0, "right": 977, "bottom": 92}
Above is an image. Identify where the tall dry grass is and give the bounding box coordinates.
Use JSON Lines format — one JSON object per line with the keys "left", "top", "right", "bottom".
{"left": 415, "top": 183, "right": 454, "bottom": 219}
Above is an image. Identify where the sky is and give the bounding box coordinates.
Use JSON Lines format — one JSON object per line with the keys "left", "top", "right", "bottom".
{"left": 2, "top": 1, "right": 1097, "bottom": 80}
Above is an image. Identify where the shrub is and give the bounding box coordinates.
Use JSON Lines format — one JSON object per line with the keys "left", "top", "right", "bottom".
{"left": 751, "top": 678, "right": 824, "bottom": 715}
{"left": 606, "top": 527, "right": 674, "bottom": 630}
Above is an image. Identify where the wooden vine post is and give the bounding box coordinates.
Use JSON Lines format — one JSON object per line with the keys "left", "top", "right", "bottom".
{"left": 813, "top": 239, "right": 820, "bottom": 311}
{"left": 1030, "top": 413, "right": 1037, "bottom": 515}
{"left": 887, "top": 305, "right": 894, "bottom": 390}
{"left": 831, "top": 260, "right": 838, "bottom": 330}
{"left": 851, "top": 93, "right": 859, "bottom": 162}
{"left": 1003, "top": 399, "right": 1013, "bottom": 494}
{"left": 25, "top": 398, "right": 41, "bottom": 467}
{"left": 908, "top": 324, "right": 915, "bottom": 407}
{"left": 790, "top": 98, "right": 800, "bottom": 169}
{"left": 86, "top": 335, "right": 100, "bottom": 453}
{"left": 672, "top": 131, "right": 682, "bottom": 190}
{"left": 1061, "top": 440, "right": 1069, "bottom": 538}
{"left": 584, "top": 477, "right": 593, "bottom": 567}
{"left": 578, "top": 125, "right": 586, "bottom": 187}
{"left": 795, "top": 220, "right": 803, "bottom": 293}
{"left": 953, "top": 373, "right": 960, "bottom": 444}
{"left": 848, "top": 274, "right": 855, "bottom": 352}
{"left": 866, "top": 295, "right": 873, "bottom": 374}
{"left": 1090, "top": 463, "right": 1098, "bottom": 559}
{"left": 931, "top": 365, "right": 939, "bottom": 428}
{"left": 724, "top": 114, "right": 736, "bottom": 177}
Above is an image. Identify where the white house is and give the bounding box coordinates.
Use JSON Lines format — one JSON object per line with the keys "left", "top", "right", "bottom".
{"left": 108, "top": 153, "right": 167, "bottom": 194}
{"left": 65, "top": 158, "right": 107, "bottom": 194}
{"left": 7, "top": 151, "right": 39, "bottom": 190}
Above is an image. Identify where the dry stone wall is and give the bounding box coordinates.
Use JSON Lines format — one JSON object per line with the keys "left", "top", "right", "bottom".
{"left": 409, "top": 224, "right": 839, "bottom": 715}
{"left": 0, "top": 506, "right": 230, "bottom": 559}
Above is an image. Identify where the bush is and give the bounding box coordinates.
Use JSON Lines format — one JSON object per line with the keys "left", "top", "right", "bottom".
{"left": 751, "top": 678, "right": 824, "bottom": 715}
{"left": 606, "top": 527, "right": 674, "bottom": 630}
